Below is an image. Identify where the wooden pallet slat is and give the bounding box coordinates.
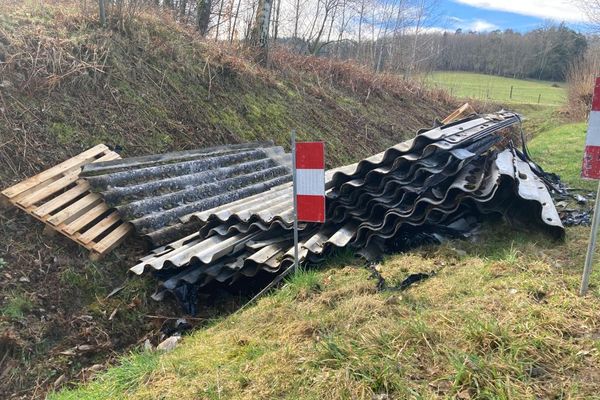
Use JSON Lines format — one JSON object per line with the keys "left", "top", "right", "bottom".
{"left": 91, "top": 223, "right": 134, "bottom": 259}
{"left": 17, "top": 172, "right": 80, "bottom": 208}
{"left": 1, "top": 144, "right": 108, "bottom": 199}
{"left": 47, "top": 193, "right": 101, "bottom": 226}
{"left": 62, "top": 202, "right": 109, "bottom": 235}
{"left": 78, "top": 211, "right": 121, "bottom": 244}
{"left": 1, "top": 145, "right": 131, "bottom": 259}
{"left": 32, "top": 182, "right": 90, "bottom": 217}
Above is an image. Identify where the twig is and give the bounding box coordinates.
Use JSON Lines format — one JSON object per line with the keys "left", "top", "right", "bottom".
{"left": 144, "top": 315, "right": 207, "bottom": 321}
{"left": 6, "top": 94, "right": 42, "bottom": 123}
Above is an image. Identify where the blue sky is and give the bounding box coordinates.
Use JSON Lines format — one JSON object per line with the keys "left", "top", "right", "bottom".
{"left": 434, "top": 0, "right": 589, "bottom": 33}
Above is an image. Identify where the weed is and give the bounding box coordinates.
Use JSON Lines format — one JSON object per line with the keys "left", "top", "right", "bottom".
{"left": 275, "top": 267, "right": 322, "bottom": 301}
{"left": 2, "top": 292, "right": 33, "bottom": 319}
{"left": 501, "top": 243, "right": 520, "bottom": 266}
{"left": 49, "top": 122, "right": 77, "bottom": 145}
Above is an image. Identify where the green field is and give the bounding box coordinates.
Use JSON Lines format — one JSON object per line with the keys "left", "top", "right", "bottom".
{"left": 427, "top": 71, "right": 567, "bottom": 106}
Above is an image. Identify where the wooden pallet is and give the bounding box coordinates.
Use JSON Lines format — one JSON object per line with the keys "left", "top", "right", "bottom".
{"left": 1, "top": 144, "right": 133, "bottom": 260}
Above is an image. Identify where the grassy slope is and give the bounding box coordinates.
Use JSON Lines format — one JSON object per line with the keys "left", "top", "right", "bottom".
{"left": 52, "top": 110, "right": 600, "bottom": 398}
{"left": 0, "top": 5, "right": 451, "bottom": 184}
{"left": 0, "top": 3, "right": 454, "bottom": 398}
{"left": 427, "top": 71, "right": 567, "bottom": 106}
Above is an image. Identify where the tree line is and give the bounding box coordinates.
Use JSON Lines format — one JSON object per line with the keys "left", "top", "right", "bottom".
{"left": 430, "top": 25, "right": 587, "bottom": 81}
{"left": 96, "top": 0, "right": 593, "bottom": 81}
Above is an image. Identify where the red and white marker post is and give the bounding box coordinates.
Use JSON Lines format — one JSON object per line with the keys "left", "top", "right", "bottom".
{"left": 291, "top": 131, "right": 325, "bottom": 273}
{"left": 240, "top": 132, "right": 326, "bottom": 307}
{"left": 580, "top": 77, "right": 600, "bottom": 295}
{"left": 295, "top": 142, "right": 326, "bottom": 222}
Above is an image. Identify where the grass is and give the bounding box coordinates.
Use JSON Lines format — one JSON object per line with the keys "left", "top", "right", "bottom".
{"left": 426, "top": 71, "right": 567, "bottom": 106}
{"left": 50, "top": 222, "right": 600, "bottom": 399}
{"left": 51, "top": 109, "right": 600, "bottom": 399}
{"left": 2, "top": 292, "right": 33, "bottom": 319}
{"left": 528, "top": 122, "right": 596, "bottom": 192}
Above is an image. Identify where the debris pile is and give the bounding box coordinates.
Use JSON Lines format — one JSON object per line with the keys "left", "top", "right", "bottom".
{"left": 127, "top": 111, "right": 564, "bottom": 312}
{"left": 1, "top": 110, "right": 568, "bottom": 314}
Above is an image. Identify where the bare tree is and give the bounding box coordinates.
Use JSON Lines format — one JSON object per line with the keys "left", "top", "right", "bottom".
{"left": 197, "top": 0, "right": 212, "bottom": 35}
{"left": 250, "top": 0, "right": 274, "bottom": 64}
{"left": 579, "top": 0, "right": 600, "bottom": 31}
{"left": 99, "top": 0, "right": 106, "bottom": 25}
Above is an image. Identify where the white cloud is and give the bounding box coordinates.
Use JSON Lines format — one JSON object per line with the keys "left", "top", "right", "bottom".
{"left": 467, "top": 19, "right": 499, "bottom": 31}
{"left": 446, "top": 17, "right": 499, "bottom": 32}
{"left": 453, "top": 0, "right": 588, "bottom": 22}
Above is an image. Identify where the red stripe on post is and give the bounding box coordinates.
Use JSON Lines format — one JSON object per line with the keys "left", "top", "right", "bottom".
{"left": 593, "top": 77, "right": 600, "bottom": 112}
{"left": 582, "top": 145, "right": 600, "bottom": 179}
{"left": 297, "top": 194, "right": 325, "bottom": 223}
{"left": 296, "top": 142, "right": 325, "bottom": 169}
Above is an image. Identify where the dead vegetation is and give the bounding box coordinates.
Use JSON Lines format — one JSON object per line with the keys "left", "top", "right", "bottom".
{"left": 0, "top": 1, "right": 453, "bottom": 183}
{"left": 566, "top": 48, "right": 600, "bottom": 120}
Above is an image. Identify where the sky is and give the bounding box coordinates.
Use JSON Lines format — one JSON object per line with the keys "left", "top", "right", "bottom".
{"left": 436, "top": 0, "right": 590, "bottom": 33}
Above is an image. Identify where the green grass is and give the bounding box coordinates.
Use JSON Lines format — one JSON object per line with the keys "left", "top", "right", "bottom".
{"left": 426, "top": 71, "right": 567, "bottom": 106}
{"left": 51, "top": 220, "right": 600, "bottom": 399}
{"left": 528, "top": 122, "right": 596, "bottom": 192}
{"left": 52, "top": 351, "right": 160, "bottom": 400}
{"left": 2, "top": 292, "right": 33, "bottom": 319}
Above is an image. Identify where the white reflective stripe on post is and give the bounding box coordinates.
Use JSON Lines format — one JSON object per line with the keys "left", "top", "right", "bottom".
{"left": 296, "top": 169, "right": 325, "bottom": 196}
{"left": 585, "top": 112, "right": 600, "bottom": 146}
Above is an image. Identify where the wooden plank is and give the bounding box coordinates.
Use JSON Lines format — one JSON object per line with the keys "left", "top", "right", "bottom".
{"left": 46, "top": 193, "right": 101, "bottom": 226}
{"left": 77, "top": 212, "right": 120, "bottom": 245}
{"left": 62, "top": 202, "right": 109, "bottom": 235}
{"left": 32, "top": 182, "right": 90, "bottom": 218}
{"left": 442, "top": 103, "right": 475, "bottom": 124}
{"left": 8, "top": 175, "right": 64, "bottom": 205}
{"left": 16, "top": 172, "right": 79, "bottom": 208}
{"left": 1, "top": 144, "right": 108, "bottom": 199}
{"left": 90, "top": 223, "right": 133, "bottom": 258}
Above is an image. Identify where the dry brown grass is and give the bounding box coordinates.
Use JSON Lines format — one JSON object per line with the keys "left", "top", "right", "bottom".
{"left": 270, "top": 49, "right": 453, "bottom": 103}
{"left": 566, "top": 49, "right": 600, "bottom": 120}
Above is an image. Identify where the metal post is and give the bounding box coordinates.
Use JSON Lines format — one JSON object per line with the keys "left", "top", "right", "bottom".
{"left": 291, "top": 129, "right": 299, "bottom": 275}
{"left": 580, "top": 182, "right": 600, "bottom": 295}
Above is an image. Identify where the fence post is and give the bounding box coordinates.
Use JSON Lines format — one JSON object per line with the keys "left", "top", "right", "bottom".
{"left": 538, "top": 94, "right": 541, "bottom": 104}
{"left": 510, "top": 85, "right": 513, "bottom": 99}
